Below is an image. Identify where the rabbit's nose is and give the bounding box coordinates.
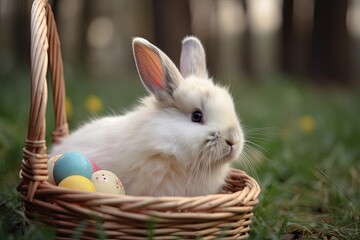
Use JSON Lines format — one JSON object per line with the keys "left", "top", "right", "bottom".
{"left": 226, "top": 139, "right": 235, "bottom": 147}
{"left": 225, "top": 130, "right": 242, "bottom": 147}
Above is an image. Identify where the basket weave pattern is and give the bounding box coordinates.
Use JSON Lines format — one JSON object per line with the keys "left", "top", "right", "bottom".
{"left": 17, "top": 0, "right": 261, "bottom": 239}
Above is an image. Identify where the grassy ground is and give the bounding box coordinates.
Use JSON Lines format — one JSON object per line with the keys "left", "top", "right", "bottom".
{"left": 0, "top": 70, "right": 359, "bottom": 239}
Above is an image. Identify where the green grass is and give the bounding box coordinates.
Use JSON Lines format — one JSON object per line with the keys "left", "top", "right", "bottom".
{"left": 0, "top": 70, "right": 359, "bottom": 239}
{"left": 234, "top": 78, "right": 360, "bottom": 239}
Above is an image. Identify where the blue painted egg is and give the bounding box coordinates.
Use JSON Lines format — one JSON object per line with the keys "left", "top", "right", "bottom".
{"left": 53, "top": 152, "right": 93, "bottom": 184}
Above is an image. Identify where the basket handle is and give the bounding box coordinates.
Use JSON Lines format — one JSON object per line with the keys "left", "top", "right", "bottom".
{"left": 18, "top": 0, "right": 69, "bottom": 201}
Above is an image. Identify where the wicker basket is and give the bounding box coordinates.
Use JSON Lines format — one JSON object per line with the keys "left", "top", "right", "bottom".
{"left": 17, "top": 0, "right": 261, "bottom": 239}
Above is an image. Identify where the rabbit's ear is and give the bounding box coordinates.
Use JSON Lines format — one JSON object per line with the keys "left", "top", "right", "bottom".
{"left": 133, "top": 38, "right": 182, "bottom": 103}
{"left": 180, "top": 36, "right": 208, "bottom": 79}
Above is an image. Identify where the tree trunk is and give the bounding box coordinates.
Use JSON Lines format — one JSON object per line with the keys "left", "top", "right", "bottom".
{"left": 152, "top": 0, "right": 191, "bottom": 66}
{"left": 281, "top": 0, "right": 294, "bottom": 75}
{"left": 240, "top": 0, "right": 254, "bottom": 78}
{"left": 14, "top": 0, "right": 31, "bottom": 68}
{"left": 309, "top": 0, "right": 353, "bottom": 84}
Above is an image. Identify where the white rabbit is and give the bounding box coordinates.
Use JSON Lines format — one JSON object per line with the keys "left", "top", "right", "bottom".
{"left": 51, "top": 36, "right": 244, "bottom": 197}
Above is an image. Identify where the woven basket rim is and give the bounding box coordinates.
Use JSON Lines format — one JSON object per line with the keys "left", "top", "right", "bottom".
{"left": 20, "top": 168, "right": 260, "bottom": 201}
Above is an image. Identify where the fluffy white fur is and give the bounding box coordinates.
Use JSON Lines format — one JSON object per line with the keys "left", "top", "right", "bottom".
{"left": 51, "top": 36, "right": 244, "bottom": 196}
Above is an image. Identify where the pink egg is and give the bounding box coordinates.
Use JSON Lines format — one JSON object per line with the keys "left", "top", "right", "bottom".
{"left": 88, "top": 158, "right": 100, "bottom": 172}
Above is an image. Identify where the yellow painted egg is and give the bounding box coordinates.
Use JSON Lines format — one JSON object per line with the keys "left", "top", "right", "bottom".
{"left": 47, "top": 154, "right": 63, "bottom": 185}
{"left": 91, "top": 170, "right": 125, "bottom": 195}
{"left": 58, "top": 175, "right": 96, "bottom": 192}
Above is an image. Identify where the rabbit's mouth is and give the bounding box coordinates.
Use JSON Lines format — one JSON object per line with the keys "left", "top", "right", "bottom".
{"left": 203, "top": 131, "right": 243, "bottom": 165}
{"left": 217, "top": 143, "right": 241, "bottom": 164}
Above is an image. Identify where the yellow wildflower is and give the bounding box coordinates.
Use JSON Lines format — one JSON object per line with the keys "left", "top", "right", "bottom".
{"left": 298, "top": 115, "right": 316, "bottom": 133}
{"left": 85, "top": 95, "right": 103, "bottom": 113}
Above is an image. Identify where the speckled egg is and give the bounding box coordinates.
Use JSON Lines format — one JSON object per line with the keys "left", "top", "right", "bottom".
{"left": 47, "top": 154, "right": 63, "bottom": 185}
{"left": 91, "top": 170, "right": 125, "bottom": 195}
{"left": 58, "top": 175, "right": 96, "bottom": 192}
{"left": 53, "top": 152, "right": 93, "bottom": 184}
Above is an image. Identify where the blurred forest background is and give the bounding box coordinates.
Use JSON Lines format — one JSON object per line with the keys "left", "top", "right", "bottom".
{"left": 1, "top": 0, "right": 360, "bottom": 84}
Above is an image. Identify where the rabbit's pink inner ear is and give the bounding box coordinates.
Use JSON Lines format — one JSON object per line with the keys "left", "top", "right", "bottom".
{"left": 134, "top": 44, "right": 164, "bottom": 90}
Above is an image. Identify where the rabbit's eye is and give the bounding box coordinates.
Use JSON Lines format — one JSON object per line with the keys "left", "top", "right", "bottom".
{"left": 191, "top": 110, "right": 203, "bottom": 123}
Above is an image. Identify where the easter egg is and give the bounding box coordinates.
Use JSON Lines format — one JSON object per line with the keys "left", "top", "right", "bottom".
{"left": 91, "top": 170, "right": 125, "bottom": 195}
{"left": 88, "top": 158, "right": 100, "bottom": 172}
{"left": 53, "top": 152, "right": 93, "bottom": 184}
{"left": 47, "top": 154, "right": 63, "bottom": 185}
{"left": 58, "top": 175, "right": 96, "bottom": 192}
